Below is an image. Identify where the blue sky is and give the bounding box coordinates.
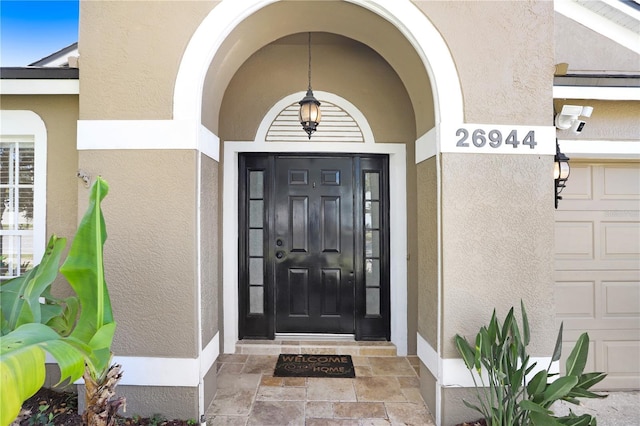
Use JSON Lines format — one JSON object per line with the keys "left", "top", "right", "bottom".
{"left": 1, "top": 0, "right": 79, "bottom": 67}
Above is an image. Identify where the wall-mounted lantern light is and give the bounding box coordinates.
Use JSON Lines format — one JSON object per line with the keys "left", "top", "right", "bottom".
{"left": 554, "top": 140, "right": 570, "bottom": 209}
{"left": 299, "top": 32, "right": 321, "bottom": 139}
{"left": 553, "top": 104, "right": 593, "bottom": 208}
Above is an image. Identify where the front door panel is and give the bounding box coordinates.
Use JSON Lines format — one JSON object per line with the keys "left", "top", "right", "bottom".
{"left": 274, "top": 157, "right": 354, "bottom": 333}
{"left": 238, "top": 154, "right": 390, "bottom": 340}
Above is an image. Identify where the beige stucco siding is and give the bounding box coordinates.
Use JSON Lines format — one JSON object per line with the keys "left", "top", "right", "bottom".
{"left": 441, "top": 153, "right": 556, "bottom": 358}
{"left": 217, "top": 33, "right": 416, "bottom": 143}
{"left": 417, "top": 0, "right": 555, "bottom": 125}
{"left": 200, "top": 153, "right": 219, "bottom": 346}
{"left": 202, "top": 1, "right": 433, "bottom": 137}
{"left": 78, "top": 150, "right": 198, "bottom": 358}
{"left": 417, "top": 157, "right": 438, "bottom": 349}
{"left": 79, "top": 0, "right": 217, "bottom": 120}
{"left": 555, "top": 13, "right": 640, "bottom": 73}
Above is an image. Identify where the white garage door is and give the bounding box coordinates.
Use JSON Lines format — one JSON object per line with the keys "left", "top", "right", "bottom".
{"left": 555, "top": 162, "right": 640, "bottom": 390}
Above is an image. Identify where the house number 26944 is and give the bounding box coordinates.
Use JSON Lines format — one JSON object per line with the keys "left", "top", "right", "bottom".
{"left": 456, "top": 128, "right": 537, "bottom": 149}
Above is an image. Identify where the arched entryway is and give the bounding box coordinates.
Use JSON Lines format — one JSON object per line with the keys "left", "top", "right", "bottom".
{"left": 172, "top": 0, "right": 464, "bottom": 358}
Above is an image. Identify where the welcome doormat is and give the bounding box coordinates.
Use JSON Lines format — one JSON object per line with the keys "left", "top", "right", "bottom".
{"left": 274, "top": 354, "right": 355, "bottom": 378}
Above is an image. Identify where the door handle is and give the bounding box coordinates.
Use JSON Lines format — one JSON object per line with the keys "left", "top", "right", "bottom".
{"left": 276, "top": 250, "right": 285, "bottom": 259}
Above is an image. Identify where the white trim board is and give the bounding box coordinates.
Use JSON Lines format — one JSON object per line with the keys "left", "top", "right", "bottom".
{"left": 77, "top": 120, "right": 220, "bottom": 161}
{"left": 223, "top": 141, "right": 408, "bottom": 356}
{"left": 559, "top": 139, "right": 640, "bottom": 159}
{"left": 0, "top": 79, "right": 79, "bottom": 95}
{"left": 554, "top": 85, "right": 640, "bottom": 101}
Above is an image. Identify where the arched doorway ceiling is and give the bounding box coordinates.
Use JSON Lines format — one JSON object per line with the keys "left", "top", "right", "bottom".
{"left": 174, "top": 0, "right": 463, "bottom": 137}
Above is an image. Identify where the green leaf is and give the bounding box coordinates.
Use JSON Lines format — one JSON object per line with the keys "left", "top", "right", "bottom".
{"left": 552, "top": 322, "right": 564, "bottom": 363}
{"left": 521, "top": 299, "right": 530, "bottom": 346}
{"left": 566, "top": 387, "right": 608, "bottom": 400}
{"left": 0, "top": 342, "right": 46, "bottom": 426}
{"left": 566, "top": 333, "right": 589, "bottom": 377}
{"left": 46, "top": 296, "right": 79, "bottom": 337}
{"left": 501, "top": 308, "right": 515, "bottom": 344}
{"left": 60, "top": 177, "right": 115, "bottom": 377}
{"left": 540, "top": 376, "right": 579, "bottom": 406}
{"left": 455, "top": 334, "right": 476, "bottom": 370}
{"left": 0, "top": 236, "right": 67, "bottom": 332}
{"left": 487, "top": 310, "right": 498, "bottom": 343}
{"left": 462, "top": 399, "right": 486, "bottom": 418}
{"left": 519, "top": 399, "right": 552, "bottom": 414}
{"left": 474, "top": 332, "right": 483, "bottom": 373}
{"left": 556, "top": 413, "right": 597, "bottom": 426}
{"left": 0, "top": 323, "right": 88, "bottom": 425}
{"left": 575, "top": 372, "right": 607, "bottom": 390}
{"left": 530, "top": 410, "right": 563, "bottom": 426}
{"left": 527, "top": 370, "right": 548, "bottom": 397}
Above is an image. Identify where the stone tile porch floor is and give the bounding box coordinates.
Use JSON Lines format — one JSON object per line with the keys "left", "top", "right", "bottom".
{"left": 205, "top": 340, "right": 436, "bottom": 425}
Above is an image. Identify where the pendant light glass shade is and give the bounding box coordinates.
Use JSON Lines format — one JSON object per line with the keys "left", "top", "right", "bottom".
{"left": 299, "top": 89, "right": 321, "bottom": 139}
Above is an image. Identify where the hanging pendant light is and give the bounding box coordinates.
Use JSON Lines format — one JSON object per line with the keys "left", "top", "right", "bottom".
{"left": 299, "top": 32, "right": 321, "bottom": 139}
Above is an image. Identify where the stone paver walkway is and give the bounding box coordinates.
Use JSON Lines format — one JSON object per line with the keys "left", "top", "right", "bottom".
{"left": 206, "top": 353, "right": 436, "bottom": 425}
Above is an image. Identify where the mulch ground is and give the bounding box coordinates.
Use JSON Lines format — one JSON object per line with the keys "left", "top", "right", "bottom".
{"left": 18, "top": 388, "right": 195, "bottom": 426}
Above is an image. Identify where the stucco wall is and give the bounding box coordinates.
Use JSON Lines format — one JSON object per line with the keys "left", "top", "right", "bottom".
{"left": 417, "top": 157, "right": 438, "bottom": 349}
{"left": 77, "top": 150, "right": 198, "bottom": 358}
{"left": 200, "top": 154, "right": 219, "bottom": 345}
{"left": 555, "top": 13, "right": 640, "bottom": 73}
{"left": 417, "top": 0, "right": 555, "bottom": 125}
{"left": 441, "top": 153, "right": 556, "bottom": 358}
{"left": 201, "top": 1, "right": 433, "bottom": 137}
{"left": 79, "top": 0, "right": 217, "bottom": 119}
{"left": 217, "top": 32, "right": 415, "bottom": 143}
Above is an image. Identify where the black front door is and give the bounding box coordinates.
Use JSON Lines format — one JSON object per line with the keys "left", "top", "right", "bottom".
{"left": 238, "top": 154, "right": 389, "bottom": 340}
{"left": 274, "top": 156, "right": 354, "bottom": 333}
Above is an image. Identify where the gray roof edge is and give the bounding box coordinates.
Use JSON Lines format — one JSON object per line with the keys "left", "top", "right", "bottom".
{"left": 554, "top": 74, "right": 640, "bottom": 87}
{"left": 28, "top": 42, "right": 79, "bottom": 67}
{"left": 0, "top": 67, "right": 79, "bottom": 79}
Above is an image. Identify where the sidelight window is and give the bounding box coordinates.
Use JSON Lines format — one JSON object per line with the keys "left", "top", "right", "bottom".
{"left": 364, "top": 172, "right": 381, "bottom": 317}
{"left": 248, "top": 170, "right": 265, "bottom": 314}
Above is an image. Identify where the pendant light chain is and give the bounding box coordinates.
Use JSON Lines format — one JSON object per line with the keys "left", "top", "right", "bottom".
{"left": 298, "top": 31, "right": 321, "bottom": 139}
{"left": 308, "top": 32, "right": 312, "bottom": 91}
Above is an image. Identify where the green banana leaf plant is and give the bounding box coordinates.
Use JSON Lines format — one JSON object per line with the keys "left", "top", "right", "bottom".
{"left": 454, "top": 300, "right": 607, "bottom": 426}
{"left": 0, "top": 177, "right": 118, "bottom": 426}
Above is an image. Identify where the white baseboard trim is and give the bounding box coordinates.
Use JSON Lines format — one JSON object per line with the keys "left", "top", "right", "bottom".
{"left": 417, "top": 333, "right": 558, "bottom": 388}
{"left": 46, "top": 332, "right": 220, "bottom": 387}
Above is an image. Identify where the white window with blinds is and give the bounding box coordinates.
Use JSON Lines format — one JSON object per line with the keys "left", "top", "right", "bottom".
{"left": 0, "top": 110, "right": 47, "bottom": 281}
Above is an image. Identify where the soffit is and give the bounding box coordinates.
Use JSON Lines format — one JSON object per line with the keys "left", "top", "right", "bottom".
{"left": 574, "top": 0, "right": 640, "bottom": 34}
